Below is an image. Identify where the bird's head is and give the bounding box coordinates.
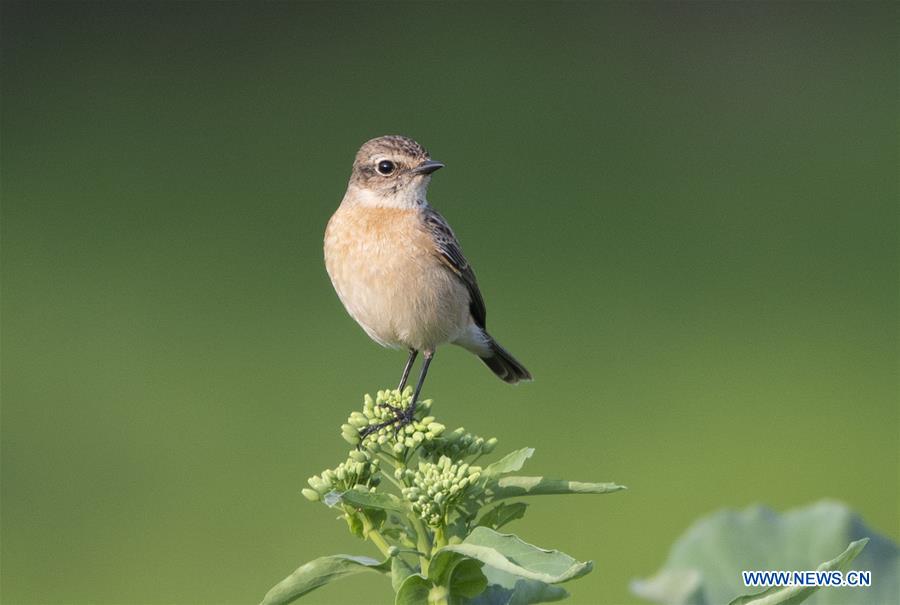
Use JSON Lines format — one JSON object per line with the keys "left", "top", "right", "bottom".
{"left": 346, "top": 135, "right": 444, "bottom": 209}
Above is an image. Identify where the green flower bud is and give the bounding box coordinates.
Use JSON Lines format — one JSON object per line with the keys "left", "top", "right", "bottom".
{"left": 301, "top": 488, "right": 320, "bottom": 502}
{"left": 349, "top": 450, "right": 368, "bottom": 463}
{"left": 348, "top": 413, "right": 369, "bottom": 428}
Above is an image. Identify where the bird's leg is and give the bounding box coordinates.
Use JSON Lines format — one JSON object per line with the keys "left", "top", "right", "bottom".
{"left": 376, "top": 349, "right": 418, "bottom": 415}
{"left": 359, "top": 350, "right": 421, "bottom": 441}
{"left": 397, "top": 349, "right": 418, "bottom": 392}
{"left": 399, "top": 349, "right": 433, "bottom": 425}
{"left": 360, "top": 350, "right": 432, "bottom": 440}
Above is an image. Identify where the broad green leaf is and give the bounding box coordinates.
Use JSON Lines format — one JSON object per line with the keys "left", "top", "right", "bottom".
{"left": 340, "top": 489, "right": 408, "bottom": 514}
{"left": 632, "top": 501, "right": 899, "bottom": 605}
{"left": 260, "top": 554, "right": 389, "bottom": 605}
{"left": 392, "top": 555, "right": 419, "bottom": 592}
{"left": 630, "top": 569, "right": 704, "bottom": 605}
{"left": 467, "top": 565, "right": 569, "bottom": 605}
{"left": 427, "top": 551, "right": 489, "bottom": 601}
{"left": 436, "top": 527, "right": 592, "bottom": 584}
{"left": 486, "top": 476, "right": 625, "bottom": 501}
{"left": 450, "top": 558, "right": 489, "bottom": 599}
{"left": 482, "top": 448, "right": 534, "bottom": 478}
{"left": 428, "top": 551, "right": 465, "bottom": 586}
{"left": 395, "top": 573, "right": 432, "bottom": 605}
{"left": 477, "top": 502, "right": 528, "bottom": 531}
{"left": 728, "top": 539, "right": 868, "bottom": 605}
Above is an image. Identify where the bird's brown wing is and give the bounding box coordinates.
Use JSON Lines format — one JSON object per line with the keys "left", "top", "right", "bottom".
{"left": 422, "top": 206, "right": 487, "bottom": 329}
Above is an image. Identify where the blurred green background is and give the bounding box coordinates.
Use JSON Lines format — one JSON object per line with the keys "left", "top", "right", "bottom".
{"left": 2, "top": 2, "right": 897, "bottom": 604}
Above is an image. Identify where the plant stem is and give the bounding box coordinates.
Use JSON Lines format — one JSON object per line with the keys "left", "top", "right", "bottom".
{"left": 429, "top": 586, "right": 450, "bottom": 605}
{"left": 408, "top": 514, "right": 432, "bottom": 573}
{"left": 381, "top": 469, "right": 406, "bottom": 492}
{"left": 434, "top": 525, "right": 447, "bottom": 550}
{"left": 375, "top": 451, "right": 399, "bottom": 470}
{"left": 361, "top": 516, "right": 392, "bottom": 559}
{"left": 368, "top": 529, "right": 392, "bottom": 558}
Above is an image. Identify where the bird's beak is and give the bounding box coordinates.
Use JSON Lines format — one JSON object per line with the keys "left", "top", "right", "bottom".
{"left": 412, "top": 160, "right": 445, "bottom": 175}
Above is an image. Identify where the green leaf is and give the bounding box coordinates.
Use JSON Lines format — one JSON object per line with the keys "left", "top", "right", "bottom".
{"left": 428, "top": 551, "right": 489, "bottom": 599}
{"left": 632, "top": 500, "right": 900, "bottom": 605}
{"left": 728, "top": 539, "right": 868, "bottom": 605}
{"left": 436, "top": 527, "right": 592, "bottom": 584}
{"left": 395, "top": 573, "right": 432, "bottom": 605}
{"left": 486, "top": 476, "right": 626, "bottom": 501}
{"left": 429, "top": 551, "right": 465, "bottom": 586}
{"left": 450, "top": 558, "right": 490, "bottom": 599}
{"left": 340, "top": 489, "right": 408, "bottom": 514}
{"left": 482, "top": 448, "right": 534, "bottom": 479}
{"left": 468, "top": 566, "right": 569, "bottom": 605}
{"left": 391, "top": 555, "right": 419, "bottom": 592}
{"left": 260, "top": 554, "right": 390, "bottom": 605}
{"left": 396, "top": 558, "right": 488, "bottom": 604}
{"left": 477, "top": 502, "right": 529, "bottom": 531}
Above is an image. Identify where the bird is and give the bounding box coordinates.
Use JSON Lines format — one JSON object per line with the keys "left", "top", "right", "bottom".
{"left": 324, "top": 135, "right": 531, "bottom": 426}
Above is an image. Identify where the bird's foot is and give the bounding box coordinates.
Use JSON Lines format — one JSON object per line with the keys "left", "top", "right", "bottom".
{"left": 397, "top": 402, "right": 417, "bottom": 426}
{"left": 386, "top": 401, "right": 418, "bottom": 436}
{"left": 376, "top": 401, "right": 403, "bottom": 414}
{"left": 356, "top": 402, "right": 418, "bottom": 444}
{"left": 356, "top": 403, "right": 416, "bottom": 448}
{"left": 357, "top": 419, "right": 393, "bottom": 443}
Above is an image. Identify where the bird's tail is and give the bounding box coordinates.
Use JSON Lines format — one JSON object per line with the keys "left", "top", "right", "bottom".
{"left": 480, "top": 336, "right": 532, "bottom": 384}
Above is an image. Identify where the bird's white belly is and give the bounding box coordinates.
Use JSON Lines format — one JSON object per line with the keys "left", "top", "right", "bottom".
{"left": 324, "top": 207, "right": 470, "bottom": 352}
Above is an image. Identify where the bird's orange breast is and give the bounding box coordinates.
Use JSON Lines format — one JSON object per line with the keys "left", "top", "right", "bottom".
{"left": 324, "top": 204, "right": 470, "bottom": 351}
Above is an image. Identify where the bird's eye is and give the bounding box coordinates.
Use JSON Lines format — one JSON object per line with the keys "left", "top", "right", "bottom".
{"left": 376, "top": 160, "right": 395, "bottom": 175}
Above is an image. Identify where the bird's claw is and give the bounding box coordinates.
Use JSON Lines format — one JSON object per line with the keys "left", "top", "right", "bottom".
{"left": 356, "top": 402, "right": 419, "bottom": 445}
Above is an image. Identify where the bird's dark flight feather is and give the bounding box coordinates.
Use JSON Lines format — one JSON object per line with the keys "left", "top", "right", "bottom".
{"left": 422, "top": 206, "right": 487, "bottom": 329}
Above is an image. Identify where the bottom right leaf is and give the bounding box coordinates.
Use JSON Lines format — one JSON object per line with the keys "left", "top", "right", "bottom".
{"left": 631, "top": 500, "right": 899, "bottom": 605}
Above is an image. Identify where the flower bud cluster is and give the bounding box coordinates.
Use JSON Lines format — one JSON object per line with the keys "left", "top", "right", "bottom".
{"left": 400, "top": 456, "right": 482, "bottom": 527}
{"left": 302, "top": 449, "right": 381, "bottom": 502}
{"left": 341, "top": 388, "right": 445, "bottom": 455}
{"left": 421, "top": 426, "right": 498, "bottom": 462}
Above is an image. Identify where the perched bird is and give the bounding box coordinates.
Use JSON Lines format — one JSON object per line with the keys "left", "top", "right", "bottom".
{"left": 324, "top": 135, "right": 531, "bottom": 423}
